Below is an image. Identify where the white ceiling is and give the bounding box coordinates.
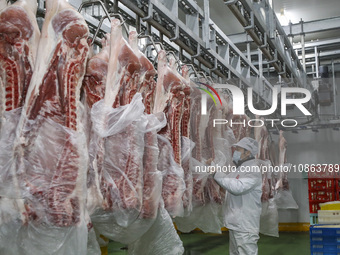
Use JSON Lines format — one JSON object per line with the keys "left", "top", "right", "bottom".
{"left": 272, "top": 0, "right": 340, "bottom": 23}
{"left": 206, "top": 0, "right": 340, "bottom": 40}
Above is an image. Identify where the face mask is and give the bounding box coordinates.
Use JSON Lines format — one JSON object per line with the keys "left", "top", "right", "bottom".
{"left": 233, "top": 151, "right": 242, "bottom": 164}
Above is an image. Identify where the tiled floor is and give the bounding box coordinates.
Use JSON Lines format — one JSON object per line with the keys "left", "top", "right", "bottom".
{"left": 107, "top": 231, "right": 310, "bottom": 255}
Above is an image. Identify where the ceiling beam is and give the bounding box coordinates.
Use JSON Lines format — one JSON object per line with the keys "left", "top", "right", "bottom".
{"left": 284, "top": 16, "right": 340, "bottom": 37}
{"left": 229, "top": 16, "right": 340, "bottom": 44}
{"left": 293, "top": 38, "right": 340, "bottom": 49}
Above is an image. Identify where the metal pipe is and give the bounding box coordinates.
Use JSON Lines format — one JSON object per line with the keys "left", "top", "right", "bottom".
{"left": 332, "top": 60, "right": 337, "bottom": 116}
{"left": 136, "top": 15, "right": 141, "bottom": 34}
{"left": 113, "top": 0, "right": 118, "bottom": 13}
{"left": 315, "top": 47, "right": 319, "bottom": 78}
{"left": 300, "top": 19, "right": 306, "bottom": 72}
{"left": 119, "top": 0, "right": 226, "bottom": 79}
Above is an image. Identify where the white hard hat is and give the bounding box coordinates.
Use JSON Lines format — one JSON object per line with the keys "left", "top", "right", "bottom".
{"left": 233, "top": 137, "right": 259, "bottom": 157}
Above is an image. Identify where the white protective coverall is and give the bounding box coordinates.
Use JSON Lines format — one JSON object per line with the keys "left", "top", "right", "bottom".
{"left": 214, "top": 159, "right": 262, "bottom": 255}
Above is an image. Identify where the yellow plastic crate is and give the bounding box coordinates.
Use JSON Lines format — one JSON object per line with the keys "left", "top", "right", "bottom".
{"left": 318, "top": 210, "right": 340, "bottom": 223}
{"left": 319, "top": 201, "right": 340, "bottom": 210}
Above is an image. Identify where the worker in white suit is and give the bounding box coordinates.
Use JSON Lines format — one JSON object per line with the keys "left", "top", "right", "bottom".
{"left": 213, "top": 137, "right": 262, "bottom": 255}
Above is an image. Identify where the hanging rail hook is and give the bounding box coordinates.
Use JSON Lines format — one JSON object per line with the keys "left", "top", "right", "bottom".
{"left": 181, "top": 64, "right": 198, "bottom": 78}
{"left": 138, "top": 34, "right": 164, "bottom": 54}
{"left": 90, "top": 15, "right": 110, "bottom": 46}
{"left": 166, "top": 51, "right": 181, "bottom": 68}
{"left": 109, "top": 13, "right": 129, "bottom": 38}
{"left": 78, "top": 0, "right": 111, "bottom": 21}
{"left": 137, "top": 34, "right": 165, "bottom": 65}
{"left": 198, "top": 71, "right": 209, "bottom": 84}
{"left": 206, "top": 75, "right": 214, "bottom": 85}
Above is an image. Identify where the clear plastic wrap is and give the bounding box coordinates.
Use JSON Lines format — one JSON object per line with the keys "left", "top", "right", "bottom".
{"left": 17, "top": 220, "right": 88, "bottom": 255}
{"left": 19, "top": 113, "right": 89, "bottom": 254}
{"left": 181, "top": 136, "right": 194, "bottom": 217}
{"left": 158, "top": 135, "right": 186, "bottom": 218}
{"left": 140, "top": 112, "right": 166, "bottom": 219}
{"left": 274, "top": 190, "right": 299, "bottom": 209}
{"left": 221, "top": 126, "right": 236, "bottom": 163}
{"left": 128, "top": 202, "right": 184, "bottom": 255}
{"left": 258, "top": 160, "right": 279, "bottom": 237}
{"left": 86, "top": 228, "right": 101, "bottom": 255}
{"left": 0, "top": 111, "right": 90, "bottom": 254}
{"left": 89, "top": 93, "right": 146, "bottom": 227}
{"left": 260, "top": 198, "right": 279, "bottom": 237}
{"left": 0, "top": 198, "right": 24, "bottom": 255}
{"left": 22, "top": 114, "right": 88, "bottom": 225}
{"left": 0, "top": 108, "right": 23, "bottom": 199}
{"left": 274, "top": 164, "right": 298, "bottom": 209}
{"left": 174, "top": 199, "right": 225, "bottom": 234}
{"left": 191, "top": 158, "right": 210, "bottom": 206}
{"left": 89, "top": 94, "right": 167, "bottom": 244}
{"left": 175, "top": 158, "right": 225, "bottom": 234}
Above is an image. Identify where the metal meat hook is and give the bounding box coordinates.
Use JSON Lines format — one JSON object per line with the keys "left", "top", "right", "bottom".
{"left": 138, "top": 34, "right": 165, "bottom": 65}
{"left": 90, "top": 15, "right": 110, "bottom": 46}
{"left": 184, "top": 64, "right": 199, "bottom": 80}
{"left": 198, "top": 71, "right": 210, "bottom": 84}
{"left": 166, "top": 51, "right": 181, "bottom": 70}
{"left": 138, "top": 34, "right": 164, "bottom": 54}
{"left": 109, "top": 13, "right": 129, "bottom": 37}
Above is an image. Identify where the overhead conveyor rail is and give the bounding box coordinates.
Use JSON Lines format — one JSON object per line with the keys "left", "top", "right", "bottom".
{"left": 54, "top": 0, "right": 281, "bottom": 109}
{"left": 225, "top": 0, "right": 307, "bottom": 89}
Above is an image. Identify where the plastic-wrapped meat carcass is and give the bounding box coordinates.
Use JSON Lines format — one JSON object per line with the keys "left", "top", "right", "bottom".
{"left": 0, "top": 0, "right": 40, "bottom": 131}
{"left": 175, "top": 64, "right": 193, "bottom": 216}
{"left": 0, "top": 0, "right": 40, "bottom": 207}
{"left": 128, "top": 31, "right": 157, "bottom": 114}
{"left": 0, "top": 0, "right": 40, "bottom": 220}
{"left": 153, "top": 50, "right": 185, "bottom": 166}
{"left": 230, "top": 114, "right": 252, "bottom": 142}
{"left": 254, "top": 117, "right": 270, "bottom": 160}
{"left": 85, "top": 20, "right": 147, "bottom": 228}
{"left": 175, "top": 92, "right": 228, "bottom": 234}
{"left": 153, "top": 50, "right": 186, "bottom": 217}
{"left": 0, "top": 0, "right": 91, "bottom": 254}
{"left": 256, "top": 159, "right": 279, "bottom": 237}
{"left": 84, "top": 21, "right": 183, "bottom": 255}
{"left": 274, "top": 131, "right": 298, "bottom": 209}
{"left": 128, "top": 202, "right": 184, "bottom": 255}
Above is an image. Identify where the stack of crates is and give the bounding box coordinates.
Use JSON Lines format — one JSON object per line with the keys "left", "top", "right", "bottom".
{"left": 309, "top": 179, "right": 335, "bottom": 213}
{"left": 335, "top": 172, "right": 340, "bottom": 200}
{"left": 308, "top": 168, "right": 337, "bottom": 214}
{"left": 310, "top": 224, "right": 340, "bottom": 255}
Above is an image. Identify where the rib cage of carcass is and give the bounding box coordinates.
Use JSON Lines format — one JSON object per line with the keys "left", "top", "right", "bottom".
{"left": 0, "top": 0, "right": 91, "bottom": 254}
{"left": 85, "top": 19, "right": 160, "bottom": 227}
{"left": 0, "top": 0, "right": 40, "bottom": 237}
{"left": 153, "top": 50, "right": 187, "bottom": 218}
{"left": 0, "top": 0, "right": 256, "bottom": 251}
{"left": 82, "top": 20, "right": 185, "bottom": 255}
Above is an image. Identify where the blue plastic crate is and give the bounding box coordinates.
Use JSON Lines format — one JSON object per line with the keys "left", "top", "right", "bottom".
{"left": 310, "top": 243, "right": 340, "bottom": 252}
{"left": 310, "top": 225, "right": 340, "bottom": 236}
{"left": 310, "top": 225, "right": 340, "bottom": 255}
{"left": 311, "top": 236, "right": 340, "bottom": 245}
{"left": 311, "top": 252, "right": 340, "bottom": 255}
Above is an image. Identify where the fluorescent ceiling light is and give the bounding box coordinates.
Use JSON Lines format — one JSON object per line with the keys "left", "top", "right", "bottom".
{"left": 276, "top": 8, "right": 298, "bottom": 26}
